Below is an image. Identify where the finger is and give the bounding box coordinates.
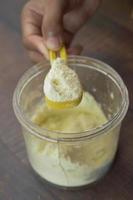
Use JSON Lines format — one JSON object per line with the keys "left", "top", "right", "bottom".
{"left": 23, "top": 35, "right": 49, "bottom": 59}
{"left": 63, "top": 31, "right": 73, "bottom": 47}
{"left": 68, "top": 45, "right": 83, "bottom": 55}
{"left": 63, "top": 0, "right": 100, "bottom": 34}
{"left": 28, "top": 50, "right": 44, "bottom": 63}
{"left": 21, "top": 2, "right": 49, "bottom": 57}
{"left": 42, "top": 0, "right": 65, "bottom": 50}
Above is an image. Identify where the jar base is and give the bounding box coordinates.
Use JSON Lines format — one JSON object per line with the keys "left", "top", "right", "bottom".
{"left": 30, "top": 160, "right": 114, "bottom": 190}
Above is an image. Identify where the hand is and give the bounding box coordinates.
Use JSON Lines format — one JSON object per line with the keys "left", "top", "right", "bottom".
{"left": 22, "top": 0, "right": 100, "bottom": 62}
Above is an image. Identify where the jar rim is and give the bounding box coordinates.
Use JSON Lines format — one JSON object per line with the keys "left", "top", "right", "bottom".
{"left": 13, "top": 56, "right": 129, "bottom": 142}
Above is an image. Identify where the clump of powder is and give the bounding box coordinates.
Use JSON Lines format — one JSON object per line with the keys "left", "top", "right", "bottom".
{"left": 44, "top": 58, "right": 82, "bottom": 102}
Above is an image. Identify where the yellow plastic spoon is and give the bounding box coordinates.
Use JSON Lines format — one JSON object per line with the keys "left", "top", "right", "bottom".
{"left": 45, "top": 46, "right": 83, "bottom": 109}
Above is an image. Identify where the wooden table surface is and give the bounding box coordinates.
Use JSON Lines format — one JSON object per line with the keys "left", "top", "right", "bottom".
{"left": 0, "top": 0, "right": 133, "bottom": 199}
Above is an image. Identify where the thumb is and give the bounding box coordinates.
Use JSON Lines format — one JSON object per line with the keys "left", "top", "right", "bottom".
{"left": 42, "top": 0, "right": 64, "bottom": 50}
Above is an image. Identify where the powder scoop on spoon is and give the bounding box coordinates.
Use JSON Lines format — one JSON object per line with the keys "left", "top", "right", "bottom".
{"left": 43, "top": 46, "right": 83, "bottom": 109}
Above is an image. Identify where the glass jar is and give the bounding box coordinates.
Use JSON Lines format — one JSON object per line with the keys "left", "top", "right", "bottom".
{"left": 13, "top": 56, "right": 129, "bottom": 188}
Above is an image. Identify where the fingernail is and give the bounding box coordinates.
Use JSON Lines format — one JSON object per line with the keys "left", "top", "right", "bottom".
{"left": 46, "top": 35, "right": 62, "bottom": 50}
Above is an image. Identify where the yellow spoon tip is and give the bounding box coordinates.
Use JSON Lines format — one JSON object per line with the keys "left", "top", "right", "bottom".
{"left": 45, "top": 94, "right": 83, "bottom": 110}
{"left": 49, "top": 45, "right": 67, "bottom": 64}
